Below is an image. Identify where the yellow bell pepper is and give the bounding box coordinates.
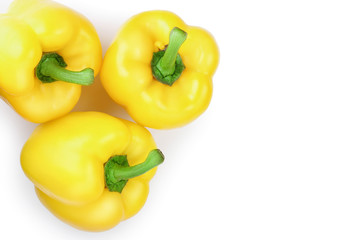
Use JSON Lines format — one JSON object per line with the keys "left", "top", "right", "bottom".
{"left": 101, "top": 10, "right": 219, "bottom": 129}
{"left": 0, "top": 0, "right": 102, "bottom": 123}
{"left": 21, "top": 112, "right": 164, "bottom": 232}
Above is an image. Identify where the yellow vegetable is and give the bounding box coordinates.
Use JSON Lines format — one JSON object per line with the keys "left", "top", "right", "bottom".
{"left": 0, "top": 0, "right": 102, "bottom": 123}
{"left": 21, "top": 112, "right": 164, "bottom": 231}
{"left": 101, "top": 11, "right": 219, "bottom": 129}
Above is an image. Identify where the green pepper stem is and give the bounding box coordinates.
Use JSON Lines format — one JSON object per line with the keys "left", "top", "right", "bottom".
{"left": 36, "top": 53, "right": 94, "bottom": 85}
{"left": 113, "top": 149, "right": 164, "bottom": 180}
{"left": 105, "top": 149, "right": 164, "bottom": 193}
{"left": 151, "top": 27, "right": 187, "bottom": 86}
{"left": 156, "top": 27, "right": 187, "bottom": 76}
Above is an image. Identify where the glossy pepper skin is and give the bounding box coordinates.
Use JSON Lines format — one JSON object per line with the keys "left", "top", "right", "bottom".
{"left": 0, "top": 0, "right": 102, "bottom": 123}
{"left": 21, "top": 112, "right": 164, "bottom": 232}
{"left": 101, "top": 11, "right": 219, "bottom": 129}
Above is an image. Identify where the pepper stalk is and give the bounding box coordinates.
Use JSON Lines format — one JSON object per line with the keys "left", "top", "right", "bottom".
{"left": 105, "top": 149, "right": 164, "bottom": 193}
{"left": 151, "top": 27, "right": 187, "bottom": 86}
{"left": 36, "top": 53, "right": 94, "bottom": 85}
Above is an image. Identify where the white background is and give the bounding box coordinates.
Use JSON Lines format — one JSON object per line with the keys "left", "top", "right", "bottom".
{"left": 1, "top": 0, "right": 360, "bottom": 239}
